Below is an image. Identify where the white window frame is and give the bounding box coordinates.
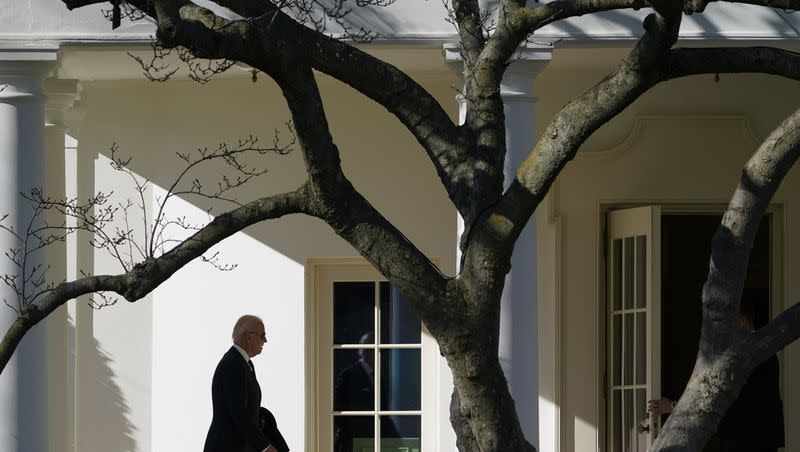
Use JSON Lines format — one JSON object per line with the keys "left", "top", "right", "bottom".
{"left": 306, "top": 258, "right": 439, "bottom": 452}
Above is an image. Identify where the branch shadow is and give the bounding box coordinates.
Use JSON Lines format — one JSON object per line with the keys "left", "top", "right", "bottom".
{"left": 74, "top": 319, "right": 138, "bottom": 452}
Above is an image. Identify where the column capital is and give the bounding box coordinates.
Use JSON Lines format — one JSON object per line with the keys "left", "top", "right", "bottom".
{"left": 443, "top": 43, "right": 552, "bottom": 101}
{"left": 44, "top": 79, "right": 83, "bottom": 131}
{"left": 0, "top": 46, "right": 59, "bottom": 101}
{"left": 442, "top": 42, "right": 464, "bottom": 66}
{"left": 505, "top": 46, "right": 553, "bottom": 77}
{"left": 443, "top": 42, "right": 552, "bottom": 68}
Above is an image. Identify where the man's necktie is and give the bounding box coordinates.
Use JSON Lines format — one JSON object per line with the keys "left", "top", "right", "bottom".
{"left": 248, "top": 360, "right": 255, "bottom": 374}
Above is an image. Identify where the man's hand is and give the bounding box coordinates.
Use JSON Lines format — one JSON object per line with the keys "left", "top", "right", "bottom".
{"left": 647, "top": 397, "right": 674, "bottom": 416}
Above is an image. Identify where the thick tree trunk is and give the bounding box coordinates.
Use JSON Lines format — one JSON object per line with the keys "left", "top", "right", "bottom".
{"left": 444, "top": 340, "right": 535, "bottom": 452}
{"left": 450, "top": 388, "right": 481, "bottom": 451}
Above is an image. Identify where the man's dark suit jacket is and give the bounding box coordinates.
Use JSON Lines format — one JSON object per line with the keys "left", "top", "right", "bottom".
{"left": 717, "top": 354, "right": 785, "bottom": 452}
{"left": 204, "top": 346, "right": 271, "bottom": 452}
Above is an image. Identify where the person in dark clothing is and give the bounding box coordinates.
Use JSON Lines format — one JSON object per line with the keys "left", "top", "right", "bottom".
{"left": 716, "top": 298, "right": 784, "bottom": 452}
{"left": 648, "top": 295, "right": 784, "bottom": 452}
{"left": 204, "top": 315, "right": 288, "bottom": 452}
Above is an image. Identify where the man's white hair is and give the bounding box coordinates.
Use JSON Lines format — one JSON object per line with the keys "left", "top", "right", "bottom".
{"left": 232, "top": 315, "right": 263, "bottom": 342}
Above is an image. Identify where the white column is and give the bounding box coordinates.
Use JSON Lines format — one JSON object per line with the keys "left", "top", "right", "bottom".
{"left": 0, "top": 46, "right": 58, "bottom": 452}
{"left": 44, "top": 78, "right": 81, "bottom": 452}
{"left": 445, "top": 43, "right": 552, "bottom": 450}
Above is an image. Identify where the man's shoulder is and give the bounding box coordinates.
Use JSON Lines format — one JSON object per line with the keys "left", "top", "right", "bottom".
{"left": 212, "top": 347, "right": 247, "bottom": 381}
{"left": 215, "top": 347, "right": 244, "bottom": 368}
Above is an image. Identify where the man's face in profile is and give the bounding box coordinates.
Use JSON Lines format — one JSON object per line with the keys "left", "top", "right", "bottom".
{"left": 245, "top": 322, "right": 267, "bottom": 357}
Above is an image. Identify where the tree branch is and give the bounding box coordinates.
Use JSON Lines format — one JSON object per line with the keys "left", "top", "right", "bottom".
{"left": 277, "top": 12, "right": 478, "bottom": 220}
{"left": 0, "top": 186, "right": 309, "bottom": 374}
{"left": 654, "top": 299, "right": 800, "bottom": 451}
{"left": 212, "top": 0, "right": 279, "bottom": 17}
{"left": 667, "top": 47, "right": 800, "bottom": 81}
{"left": 501, "top": 0, "right": 646, "bottom": 58}
{"left": 698, "top": 105, "right": 800, "bottom": 357}
{"left": 451, "top": 0, "right": 486, "bottom": 65}
{"left": 515, "top": 0, "right": 647, "bottom": 30}
{"left": 63, "top": 0, "right": 108, "bottom": 9}
{"left": 752, "top": 299, "right": 800, "bottom": 362}
{"left": 63, "top": 0, "right": 483, "bottom": 228}
{"left": 684, "top": 0, "right": 800, "bottom": 13}
{"left": 61, "top": 0, "right": 457, "bottom": 334}
{"left": 272, "top": 49, "right": 454, "bottom": 335}
{"left": 464, "top": 10, "right": 681, "bottom": 286}
{"left": 654, "top": 104, "right": 800, "bottom": 452}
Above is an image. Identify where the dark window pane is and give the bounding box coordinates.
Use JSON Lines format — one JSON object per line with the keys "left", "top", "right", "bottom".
{"left": 613, "top": 314, "right": 621, "bottom": 386}
{"left": 380, "top": 282, "right": 421, "bottom": 344}
{"left": 334, "top": 349, "right": 374, "bottom": 411}
{"left": 624, "top": 389, "right": 634, "bottom": 452}
{"left": 635, "top": 235, "right": 647, "bottom": 309}
{"left": 624, "top": 237, "right": 634, "bottom": 309}
{"left": 624, "top": 314, "right": 633, "bottom": 385}
{"left": 635, "top": 312, "right": 646, "bottom": 385}
{"left": 381, "top": 416, "right": 420, "bottom": 451}
{"left": 613, "top": 239, "right": 622, "bottom": 310}
{"left": 334, "top": 415, "right": 374, "bottom": 452}
{"left": 380, "top": 349, "right": 421, "bottom": 411}
{"left": 636, "top": 388, "right": 647, "bottom": 451}
{"left": 334, "top": 282, "right": 375, "bottom": 345}
{"left": 612, "top": 391, "right": 621, "bottom": 452}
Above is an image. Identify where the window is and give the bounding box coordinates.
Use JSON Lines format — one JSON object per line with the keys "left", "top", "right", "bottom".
{"left": 308, "top": 259, "right": 437, "bottom": 452}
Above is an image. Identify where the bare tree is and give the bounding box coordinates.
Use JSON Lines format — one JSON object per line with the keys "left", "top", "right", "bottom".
{"left": 1, "top": 0, "right": 798, "bottom": 450}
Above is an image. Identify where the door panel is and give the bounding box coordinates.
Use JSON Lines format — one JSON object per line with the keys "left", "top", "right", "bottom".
{"left": 607, "top": 207, "right": 661, "bottom": 451}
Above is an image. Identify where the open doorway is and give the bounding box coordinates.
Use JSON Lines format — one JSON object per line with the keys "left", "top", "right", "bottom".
{"left": 660, "top": 213, "right": 771, "bottom": 451}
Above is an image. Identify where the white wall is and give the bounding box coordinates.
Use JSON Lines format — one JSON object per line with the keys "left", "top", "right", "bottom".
{"left": 150, "top": 188, "right": 306, "bottom": 451}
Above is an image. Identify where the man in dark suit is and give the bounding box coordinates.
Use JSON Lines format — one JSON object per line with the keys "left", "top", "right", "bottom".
{"left": 204, "top": 315, "right": 288, "bottom": 452}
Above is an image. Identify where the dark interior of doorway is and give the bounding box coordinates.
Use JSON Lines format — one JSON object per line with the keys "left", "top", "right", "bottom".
{"left": 660, "top": 213, "right": 771, "bottom": 452}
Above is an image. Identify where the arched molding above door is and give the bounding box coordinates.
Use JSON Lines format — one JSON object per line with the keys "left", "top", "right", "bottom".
{"left": 574, "top": 115, "right": 760, "bottom": 164}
